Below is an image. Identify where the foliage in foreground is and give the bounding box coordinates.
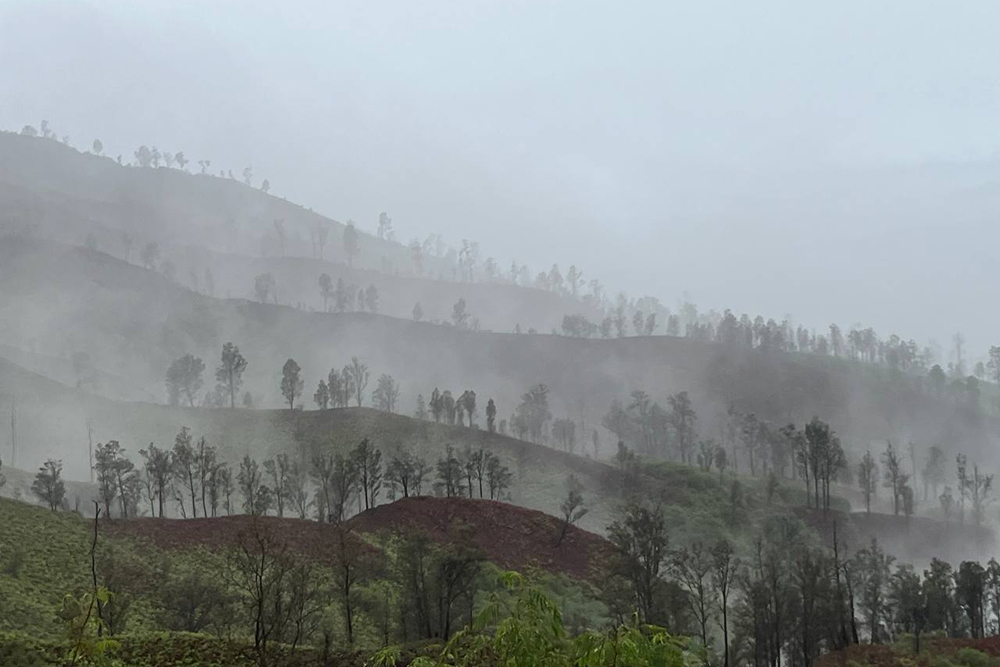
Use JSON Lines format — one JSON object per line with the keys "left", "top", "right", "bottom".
{"left": 366, "top": 571, "right": 688, "bottom": 667}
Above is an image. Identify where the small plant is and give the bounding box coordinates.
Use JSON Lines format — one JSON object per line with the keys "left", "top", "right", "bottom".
{"left": 4, "top": 546, "right": 26, "bottom": 578}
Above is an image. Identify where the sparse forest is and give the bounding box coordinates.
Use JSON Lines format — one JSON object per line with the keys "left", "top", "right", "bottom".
{"left": 4, "top": 8, "right": 1000, "bottom": 665}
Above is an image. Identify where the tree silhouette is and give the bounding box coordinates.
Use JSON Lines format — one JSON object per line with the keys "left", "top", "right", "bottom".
{"left": 280, "top": 359, "right": 304, "bottom": 410}
{"left": 216, "top": 343, "right": 248, "bottom": 409}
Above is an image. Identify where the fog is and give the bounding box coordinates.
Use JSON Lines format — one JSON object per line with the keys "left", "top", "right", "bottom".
{"left": 7, "top": 3, "right": 1000, "bottom": 657}
{"left": 4, "top": 0, "right": 1000, "bottom": 356}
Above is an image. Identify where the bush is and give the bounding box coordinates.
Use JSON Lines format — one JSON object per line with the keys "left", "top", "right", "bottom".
{"left": 956, "top": 648, "right": 990, "bottom": 667}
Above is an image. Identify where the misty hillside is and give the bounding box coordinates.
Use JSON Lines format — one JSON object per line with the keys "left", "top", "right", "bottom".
{"left": 9, "top": 4, "right": 1000, "bottom": 664}
{"left": 0, "top": 131, "right": 596, "bottom": 333}
{"left": 1, "top": 234, "right": 996, "bottom": 480}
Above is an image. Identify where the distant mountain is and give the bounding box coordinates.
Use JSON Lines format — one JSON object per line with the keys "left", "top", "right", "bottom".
{"left": 0, "top": 131, "right": 598, "bottom": 333}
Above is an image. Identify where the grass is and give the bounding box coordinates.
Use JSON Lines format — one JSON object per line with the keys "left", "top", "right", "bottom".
{"left": 0, "top": 489, "right": 612, "bottom": 653}
{"left": 639, "top": 458, "right": 842, "bottom": 551}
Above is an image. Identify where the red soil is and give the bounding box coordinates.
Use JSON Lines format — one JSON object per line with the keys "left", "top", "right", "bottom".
{"left": 105, "top": 497, "right": 614, "bottom": 582}
{"left": 348, "top": 496, "right": 614, "bottom": 582}
{"left": 105, "top": 514, "right": 367, "bottom": 566}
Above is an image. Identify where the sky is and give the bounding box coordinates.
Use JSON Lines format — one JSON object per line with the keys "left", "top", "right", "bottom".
{"left": 3, "top": 0, "right": 1000, "bottom": 358}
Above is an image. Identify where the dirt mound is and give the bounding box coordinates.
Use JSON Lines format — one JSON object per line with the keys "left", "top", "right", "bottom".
{"left": 349, "top": 496, "right": 614, "bottom": 581}
{"left": 105, "top": 514, "right": 368, "bottom": 566}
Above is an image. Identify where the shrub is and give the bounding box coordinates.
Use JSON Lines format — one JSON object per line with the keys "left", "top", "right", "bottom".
{"left": 956, "top": 648, "right": 989, "bottom": 667}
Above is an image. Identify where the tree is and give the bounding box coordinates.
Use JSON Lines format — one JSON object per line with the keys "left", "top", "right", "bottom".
{"left": 922, "top": 445, "right": 947, "bottom": 501}
{"left": 351, "top": 438, "right": 382, "bottom": 511}
{"left": 881, "top": 441, "right": 908, "bottom": 516}
{"left": 855, "top": 538, "right": 894, "bottom": 643}
{"left": 216, "top": 343, "right": 248, "bottom": 409}
{"left": 485, "top": 452, "right": 512, "bottom": 500}
{"left": 965, "top": 462, "right": 994, "bottom": 528}
{"left": 109, "top": 443, "right": 139, "bottom": 519}
{"left": 486, "top": 398, "right": 497, "bottom": 433}
{"left": 283, "top": 460, "right": 310, "bottom": 520}
{"left": 435, "top": 445, "right": 465, "bottom": 498}
{"left": 360, "top": 284, "right": 378, "bottom": 313}
{"left": 92, "top": 139, "right": 103, "bottom": 155}
{"left": 712, "top": 540, "right": 739, "bottom": 667}
{"left": 224, "top": 520, "right": 295, "bottom": 660}
{"left": 32, "top": 459, "right": 65, "bottom": 510}
{"left": 165, "top": 354, "right": 205, "bottom": 407}
{"left": 987, "top": 346, "right": 1000, "bottom": 384}
{"left": 238, "top": 456, "right": 268, "bottom": 516}
{"left": 263, "top": 455, "right": 292, "bottom": 518}
{"left": 412, "top": 302, "right": 423, "bottom": 322}
{"left": 376, "top": 211, "right": 393, "bottom": 240}
{"left": 134, "top": 145, "right": 153, "bottom": 167}
{"left": 372, "top": 374, "right": 399, "bottom": 412}
{"left": 457, "top": 390, "right": 477, "bottom": 427}
{"left": 254, "top": 273, "right": 276, "bottom": 303}
{"left": 318, "top": 273, "right": 333, "bottom": 312}
{"left": 672, "top": 541, "right": 714, "bottom": 653}
{"left": 314, "top": 380, "right": 330, "bottom": 409}
{"left": 343, "top": 221, "right": 360, "bottom": 267}
{"left": 607, "top": 503, "right": 669, "bottom": 624}
{"left": 668, "top": 391, "right": 697, "bottom": 464}
{"left": 172, "top": 428, "right": 200, "bottom": 518}
{"left": 556, "top": 475, "right": 588, "bottom": 545}
{"left": 348, "top": 357, "right": 369, "bottom": 407}
{"left": 430, "top": 388, "right": 443, "bottom": 422}
{"left": 93, "top": 441, "right": 119, "bottom": 518}
{"left": 280, "top": 358, "right": 304, "bottom": 410}
{"left": 857, "top": 450, "right": 878, "bottom": 514}
{"left": 333, "top": 522, "right": 364, "bottom": 645}
{"left": 327, "top": 369, "right": 345, "bottom": 408}
{"left": 386, "top": 450, "right": 423, "bottom": 499}
{"left": 452, "top": 298, "right": 471, "bottom": 330}
{"left": 193, "top": 438, "right": 218, "bottom": 518}
{"left": 515, "top": 384, "right": 552, "bottom": 443}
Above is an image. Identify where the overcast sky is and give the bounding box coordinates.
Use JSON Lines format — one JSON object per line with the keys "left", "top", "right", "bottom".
{"left": 3, "top": 0, "right": 1000, "bottom": 359}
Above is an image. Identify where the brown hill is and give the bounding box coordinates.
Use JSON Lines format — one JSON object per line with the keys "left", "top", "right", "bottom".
{"left": 348, "top": 496, "right": 613, "bottom": 581}
{"left": 106, "top": 496, "right": 613, "bottom": 582}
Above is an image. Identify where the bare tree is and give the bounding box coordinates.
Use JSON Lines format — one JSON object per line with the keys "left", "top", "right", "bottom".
{"left": 348, "top": 357, "right": 369, "bottom": 407}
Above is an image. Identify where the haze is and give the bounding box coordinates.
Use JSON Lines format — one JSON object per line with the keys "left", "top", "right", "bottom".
{"left": 4, "top": 0, "right": 1000, "bottom": 356}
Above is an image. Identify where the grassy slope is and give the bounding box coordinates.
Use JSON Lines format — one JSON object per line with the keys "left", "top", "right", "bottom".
{"left": 0, "top": 493, "right": 610, "bottom": 643}
{"left": 0, "top": 354, "right": 620, "bottom": 531}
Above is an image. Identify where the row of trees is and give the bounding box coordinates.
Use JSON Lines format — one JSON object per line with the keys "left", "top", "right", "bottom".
{"left": 602, "top": 390, "right": 697, "bottom": 463}
{"left": 31, "top": 431, "right": 515, "bottom": 522}
{"left": 316, "top": 274, "right": 380, "bottom": 314}
{"left": 858, "top": 444, "right": 994, "bottom": 527}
